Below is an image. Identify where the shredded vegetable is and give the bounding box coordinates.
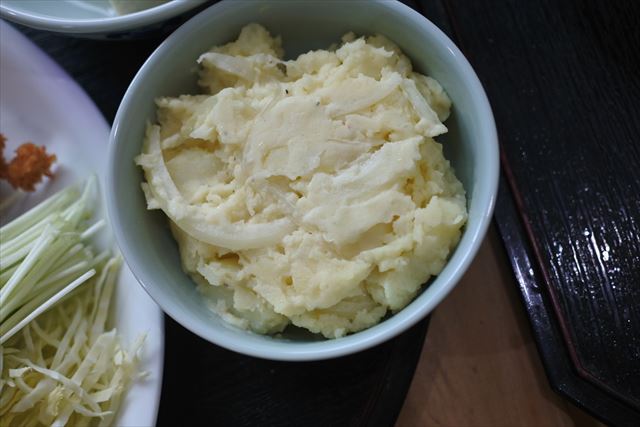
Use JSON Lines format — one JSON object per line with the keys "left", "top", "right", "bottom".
{"left": 0, "top": 177, "right": 143, "bottom": 426}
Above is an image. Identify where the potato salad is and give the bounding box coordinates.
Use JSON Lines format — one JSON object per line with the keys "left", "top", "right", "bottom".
{"left": 136, "top": 24, "right": 467, "bottom": 338}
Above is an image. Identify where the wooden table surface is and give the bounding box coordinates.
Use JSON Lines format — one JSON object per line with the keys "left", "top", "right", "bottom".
{"left": 396, "top": 226, "right": 605, "bottom": 427}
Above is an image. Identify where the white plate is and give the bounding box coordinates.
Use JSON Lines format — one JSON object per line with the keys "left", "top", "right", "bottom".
{"left": 0, "top": 21, "right": 164, "bottom": 427}
{"left": 0, "top": 0, "right": 206, "bottom": 37}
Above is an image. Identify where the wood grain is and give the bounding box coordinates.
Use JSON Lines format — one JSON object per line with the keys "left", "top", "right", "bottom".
{"left": 396, "top": 227, "right": 604, "bottom": 427}
{"left": 434, "top": 0, "right": 640, "bottom": 410}
{"left": 411, "top": 0, "right": 640, "bottom": 421}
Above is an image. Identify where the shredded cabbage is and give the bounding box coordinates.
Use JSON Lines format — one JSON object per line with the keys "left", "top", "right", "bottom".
{"left": 0, "top": 178, "right": 144, "bottom": 426}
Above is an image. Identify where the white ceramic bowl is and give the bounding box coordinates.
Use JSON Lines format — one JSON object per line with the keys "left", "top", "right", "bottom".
{"left": 0, "top": 0, "right": 208, "bottom": 38}
{"left": 108, "top": 0, "right": 499, "bottom": 360}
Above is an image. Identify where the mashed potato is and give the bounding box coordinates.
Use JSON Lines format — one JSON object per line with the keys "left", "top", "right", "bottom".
{"left": 136, "top": 24, "right": 467, "bottom": 338}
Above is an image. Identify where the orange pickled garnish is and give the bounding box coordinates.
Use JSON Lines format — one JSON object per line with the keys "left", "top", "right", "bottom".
{"left": 0, "top": 134, "right": 7, "bottom": 180}
{"left": 0, "top": 134, "right": 57, "bottom": 192}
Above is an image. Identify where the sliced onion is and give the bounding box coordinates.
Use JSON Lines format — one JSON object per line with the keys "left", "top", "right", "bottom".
{"left": 401, "top": 78, "right": 448, "bottom": 137}
{"left": 137, "top": 125, "right": 294, "bottom": 250}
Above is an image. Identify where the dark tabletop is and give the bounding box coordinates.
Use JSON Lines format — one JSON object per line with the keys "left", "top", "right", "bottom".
{"left": 415, "top": 0, "right": 639, "bottom": 425}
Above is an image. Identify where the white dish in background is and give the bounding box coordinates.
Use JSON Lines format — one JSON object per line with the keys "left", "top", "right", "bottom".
{"left": 0, "top": 21, "right": 164, "bottom": 427}
{"left": 0, "top": 0, "right": 207, "bottom": 37}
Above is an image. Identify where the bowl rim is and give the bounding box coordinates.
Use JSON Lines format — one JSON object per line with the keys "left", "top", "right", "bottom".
{"left": 0, "top": 0, "right": 207, "bottom": 34}
{"left": 108, "top": 0, "right": 499, "bottom": 361}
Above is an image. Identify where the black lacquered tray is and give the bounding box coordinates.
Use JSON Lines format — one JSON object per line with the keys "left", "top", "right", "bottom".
{"left": 17, "top": 21, "right": 429, "bottom": 427}
{"left": 415, "top": 0, "right": 640, "bottom": 425}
